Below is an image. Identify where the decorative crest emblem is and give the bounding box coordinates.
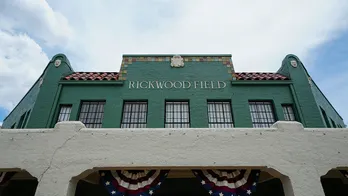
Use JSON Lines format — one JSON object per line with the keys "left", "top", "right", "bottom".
{"left": 171, "top": 55, "right": 184, "bottom": 68}
{"left": 290, "top": 60, "right": 297, "bottom": 68}
{"left": 54, "top": 59, "right": 61, "bottom": 67}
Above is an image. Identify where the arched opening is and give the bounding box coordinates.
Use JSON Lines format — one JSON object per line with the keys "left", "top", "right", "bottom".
{"left": 253, "top": 171, "right": 285, "bottom": 196}
{"left": 321, "top": 168, "right": 348, "bottom": 196}
{"left": 72, "top": 167, "right": 289, "bottom": 196}
{"left": 0, "top": 170, "right": 38, "bottom": 196}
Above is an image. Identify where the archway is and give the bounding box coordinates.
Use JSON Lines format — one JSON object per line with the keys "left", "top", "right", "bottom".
{"left": 71, "top": 167, "right": 290, "bottom": 196}
{"left": 321, "top": 168, "right": 348, "bottom": 196}
{"left": 0, "top": 170, "right": 38, "bottom": 196}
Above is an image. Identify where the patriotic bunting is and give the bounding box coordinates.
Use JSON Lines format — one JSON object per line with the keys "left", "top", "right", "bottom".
{"left": 192, "top": 169, "right": 261, "bottom": 196}
{"left": 0, "top": 172, "right": 16, "bottom": 186}
{"left": 340, "top": 170, "right": 348, "bottom": 179}
{"left": 99, "top": 170, "right": 169, "bottom": 196}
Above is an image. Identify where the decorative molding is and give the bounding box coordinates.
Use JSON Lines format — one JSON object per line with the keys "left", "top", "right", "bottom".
{"left": 54, "top": 59, "right": 62, "bottom": 67}
{"left": 119, "top": 56, "right": 235, "bottom": 81}
{"left": 290, "top": 60, "right": 297, "bottom": 68}
{"left": 121, "top": 56, "right": 233, "bottom": 63}
{"left": 171, "top": 55, "right": 184, "bottom": 68}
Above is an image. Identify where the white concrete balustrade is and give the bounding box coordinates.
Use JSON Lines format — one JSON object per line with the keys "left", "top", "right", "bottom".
{"left": 0, "top": 121, "right": 347, "bottom": 196}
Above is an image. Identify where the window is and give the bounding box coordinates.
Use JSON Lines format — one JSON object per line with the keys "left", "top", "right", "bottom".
{"left": 320, "top": 107, "right": 331, "bottom": 128}
{"left": 330, "top": 119, "right": 337, "bottom": 128}
{"left": 249, "top": 101, "right": 276, "bottom": 128}
{"left": 165, "top": 101, "right": 190, "bottom": 128}
{"left": 282, "top": 105, "right": 296, "bottom": 121}
{"left": 57, "top": 105, "right": 72, "bottom": 122}
{"left": 121, "top": 101, "right": 148, "bottom": 128}
{"left": 78, "top": 101, "right": 105, "bottom": 128}
{"left": 207, "top": 101, "right": 234, "bottom": 128}
{"left": 11, "top": 123, "right": 16, "bottom": 129}
{"left": 22, "top": 110, "right": 31, "bottom": 128}
{"left": 17, "top": 113, "right": 26, "bottom": 129}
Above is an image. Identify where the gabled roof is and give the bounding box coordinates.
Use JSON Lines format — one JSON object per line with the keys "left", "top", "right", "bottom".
{"left": 234, "top": 72, "right": 289, "bottom": 80}
{"left": 62, "top": 72, "right": 119, "bottom": 81}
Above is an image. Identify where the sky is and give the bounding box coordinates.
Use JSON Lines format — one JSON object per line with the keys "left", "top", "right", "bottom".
{"left": 0, "top": 0, "right": 348, "bottom": 126}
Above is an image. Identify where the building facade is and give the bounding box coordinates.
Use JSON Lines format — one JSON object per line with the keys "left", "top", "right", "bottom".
{"left": 0, "top": 54, "right": 347, "bottom": 196}
{"left": 1, "top": 54, "right": 346, "bottom": 129}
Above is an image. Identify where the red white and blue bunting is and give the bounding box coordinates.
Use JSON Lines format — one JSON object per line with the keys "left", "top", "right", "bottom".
{"left": 99, "top": 170, "right": 169, "bottom": 196}
{"left": 0, "top": 172, "right": 16, "bottom": 186}
{"left": 192, "top": 169, "right": 260, "bottom": 196}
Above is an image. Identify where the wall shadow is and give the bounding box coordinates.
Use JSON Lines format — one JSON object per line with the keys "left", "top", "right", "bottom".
{"left": 0, "top": 170, "right": 38, "bottom": 196}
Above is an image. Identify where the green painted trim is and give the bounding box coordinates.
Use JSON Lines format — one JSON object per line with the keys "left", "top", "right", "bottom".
{"left": 49, "top": 53, "right": 74, "bottom": 71}
{"left": 290, "top": 84, "right": 306, "bottom": 126}
{"left": 123, "top": 54, "right": 232, "bottom": 57}
{"left": 281, "top": 54, "right": 343, "bottom": 120}
{"left": 3, "top": 53, "right": 74, "bottom": 122}
{"left": 231, "top": 81, "right": 293, "bottom": 85}
{"left": 59, "top": 81, "right": 124, "bottom": 85}
{"left": 47, "top": 84, "right": 62, "bottom": 128}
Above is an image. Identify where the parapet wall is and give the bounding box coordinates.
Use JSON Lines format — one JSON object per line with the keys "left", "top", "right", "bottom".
{"left": 0, "top": 121, "right": 347, "bottom": 196}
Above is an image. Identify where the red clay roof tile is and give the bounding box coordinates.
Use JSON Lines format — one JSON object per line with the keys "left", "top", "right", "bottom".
{"left": 234, "top": 72, "right": 289, "bottom": 80}
{"left": 62, "top": 72, "right": 288, "bottom": 81}
{"left": 63, "top": 72, "right": 119, "bottom": 81}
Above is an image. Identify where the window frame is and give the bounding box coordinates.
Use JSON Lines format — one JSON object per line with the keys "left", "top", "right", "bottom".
{"left": 281, "top": 104, "right": 296, "bottom": 121}
{"left": 78, "top": 101, "right": 106, "bottom": 128}
{"left": 207, "top": 100, "right": 234, "bottom": 128}
{"left": 22, "top": 110, "right": 31, "bottom": 128}
{"left": 164, "top": 100, "right": 190, "bottom": 128}
{"left": 330, "top": 118, "right": 337, "bottom": 128}
{"left": 320, "top": 107, "right": 331, "bottom": 128}
{"left": 17, "top": 113, "right": 26, "bottom": 129}
{"left": 248, "top": 100, "right": 277, "bottom": 128}
{"left": 56, "top": 105, "right": 72, "bottom": 123}
{"left": 120, "top": 100, "right": 148, "bottom": 128}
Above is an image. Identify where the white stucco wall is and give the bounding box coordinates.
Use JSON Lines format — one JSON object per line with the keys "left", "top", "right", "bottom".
{"left": 0, "top": 121, "right": 347, "bottom": 196}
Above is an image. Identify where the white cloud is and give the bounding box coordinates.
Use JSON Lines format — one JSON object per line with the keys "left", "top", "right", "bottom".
{"left": 0, "top": 0, "right": 72, "bottom": 114}
{"left": 47, "top": 0, "right": 348, "bottom": 72}
{"left": 0, "top": 30, "right": 49, "bottom": 111}
{"left": 0, "top": 0, "right": 73, "bottom": 47}
{"left": 1, "top": 0, "right": 348, "bottom": 123}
